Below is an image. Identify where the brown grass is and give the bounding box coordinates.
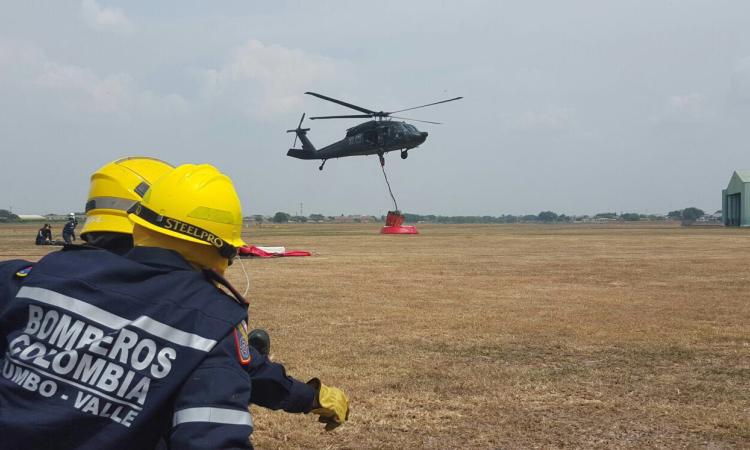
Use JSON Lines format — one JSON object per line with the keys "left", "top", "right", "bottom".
{"left": 3, "top": 222, "right": 750, "bottom": 449}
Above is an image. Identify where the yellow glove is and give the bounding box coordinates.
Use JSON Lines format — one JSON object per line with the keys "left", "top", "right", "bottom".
{"left": 307, "top": 378, "right": 350, "bottom": 431}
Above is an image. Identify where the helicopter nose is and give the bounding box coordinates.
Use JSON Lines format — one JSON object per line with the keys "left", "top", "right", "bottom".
{"left": 420, "top": 132, "right": 428, "bottom": 140}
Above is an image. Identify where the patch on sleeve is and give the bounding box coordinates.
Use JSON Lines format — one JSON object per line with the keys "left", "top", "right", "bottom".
{"left": 14, "top": 266, "right": 33, "bottom": 278}
{"left": 234, "top": 321, "right": 252, "bottom": 365}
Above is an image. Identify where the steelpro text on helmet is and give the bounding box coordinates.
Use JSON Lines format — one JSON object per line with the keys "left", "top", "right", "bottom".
{"left": 128, "top": 203, "right": 238, "bottom": 260}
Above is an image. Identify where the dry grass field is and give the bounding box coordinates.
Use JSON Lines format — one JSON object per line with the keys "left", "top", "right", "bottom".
{"left": 2, "top": 221, "right": 750, "bottom": 449}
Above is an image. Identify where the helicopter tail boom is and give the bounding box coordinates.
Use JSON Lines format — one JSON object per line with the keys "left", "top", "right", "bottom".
{"left": 290, "top": 130, "right": 316, "bottom": 152}
{"left": 286, "top": 148, "right": 320, "bottom": 160}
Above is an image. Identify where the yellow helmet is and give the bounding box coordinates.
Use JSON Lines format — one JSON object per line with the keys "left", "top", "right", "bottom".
{"left": 81, "top": 157, "right": 174, "bottom": 238}
{"left": 128, "top": 164, "right": 246, "bottom": 260}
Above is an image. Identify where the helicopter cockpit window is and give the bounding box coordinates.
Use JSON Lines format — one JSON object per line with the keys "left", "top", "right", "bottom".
{"left": 404, "top": 124, "right": 417, "bottom": 132}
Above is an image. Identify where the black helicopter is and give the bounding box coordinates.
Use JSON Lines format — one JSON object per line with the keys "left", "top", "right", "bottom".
{"left": 287, "top": 92, "right": 462, "bottom": 170}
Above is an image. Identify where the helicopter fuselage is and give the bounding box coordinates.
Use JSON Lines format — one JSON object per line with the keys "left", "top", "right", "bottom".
{"left": 286, "top": 91, "right": 460, "bottom": 169}
{"left": 294, "top": 120, "right": 428, "bottom": 161}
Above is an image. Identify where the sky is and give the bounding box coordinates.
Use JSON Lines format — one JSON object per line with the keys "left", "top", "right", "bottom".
{"left": 2, "top": 1, "right": 750, "bottom": 217}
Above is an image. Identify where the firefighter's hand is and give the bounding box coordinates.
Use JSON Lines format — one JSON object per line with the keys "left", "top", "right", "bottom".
{"left": 307, "top": 378, "right": 349, "bottom": 431}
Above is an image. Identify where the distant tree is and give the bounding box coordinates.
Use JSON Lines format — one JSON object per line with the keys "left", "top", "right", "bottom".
{"left": 557, "top": 214, "right": 571, "bottom": 222}
{"left": 253, "top": 215, "right": 263, "bottom": 223}
{"left": 537, "top": 211, "right": 558, "bottom": 223}
{"left": 403, "top": 213, "right": 425, "bottom": 223}
{"left": 682, "top": 207, "right": 705, "bottom": 221}
{"left": 309, "top": 214, "right": 324, "bottom": 221}
{"left": 521, "top": 215, "right": 537, "bottom": 222}
{"left": 273, "top": 212, "right": 290, "bottom": 223}
{"left": 715, "top": 210, "right": 721, "bottom": 215}
{"left": 328, "top": 216, "right": 336, "bottom": 221}
{"left": 0, "top": 209, "right": 19, "bottom": 222}
{"left": 595, "top": 212, "right": 617, "bottom": 219}
{"left": 353, "top": 218, "right": 361, "bottom": 223}
{"left": 299, "top": 216, "right": 308, "bottom": 223}
{"left": 621, "top": 213, "right": 641, "bottom": 221}
{"left": 667, "top": 210, "right": 683, "bottom": 219}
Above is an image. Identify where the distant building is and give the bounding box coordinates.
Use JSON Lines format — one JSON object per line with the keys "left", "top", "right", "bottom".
{"left": 696, "top": 214, "right": 719, "bottom": 223}
{"left": 45, "top": 214, "right": 73, "bottom": 221}
{"left": 722, "top": 170, "right": 750, "bottom": 226}
{"left": 580, "top": 217, "right": 614, "bottom": 224}
{"left": 17, "top": 215, "right": 46, "bottom": 221}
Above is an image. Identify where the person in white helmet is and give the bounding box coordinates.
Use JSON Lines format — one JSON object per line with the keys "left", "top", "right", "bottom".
{"left": 62, "top": 213, "right": 78, "bottom": 244}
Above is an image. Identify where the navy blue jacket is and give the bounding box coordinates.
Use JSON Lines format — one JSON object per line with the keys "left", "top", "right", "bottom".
{"left": 0, "top": 246, "right": 315, "bottom": 449}
{"left": 62, "top": 219, "right": 77, "bottom": 239}
{"left": 36, "top": 227, "right": 53, "bottom": 245}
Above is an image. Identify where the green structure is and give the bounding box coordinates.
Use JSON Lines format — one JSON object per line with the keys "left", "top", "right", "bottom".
{"left": 722, "top": 170, "right": 750, "bottom": 226}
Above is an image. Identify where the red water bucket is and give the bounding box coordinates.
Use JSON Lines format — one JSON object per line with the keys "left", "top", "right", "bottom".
{"left": 385, "top": 211, "right": 404, "bottom": 227}
{"left": 381, "top": 225, "right": 418, "bottom": 234}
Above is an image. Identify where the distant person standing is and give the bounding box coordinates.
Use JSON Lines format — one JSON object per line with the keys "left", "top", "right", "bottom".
{"left": 62, "top": 212, "right": 77, "bottom": 244}
{"left": 34, "top": 223, "right": 52, "bottom": 245}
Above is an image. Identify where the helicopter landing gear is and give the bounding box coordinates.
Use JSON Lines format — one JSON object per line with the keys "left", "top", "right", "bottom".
{"left": 401, "top": 151, "right": 408, "bottom": 160}
{"left": 319, "top": 160, "right": 327, "bottom": 171}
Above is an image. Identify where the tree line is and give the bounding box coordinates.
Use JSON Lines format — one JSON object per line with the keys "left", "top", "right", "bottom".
{"left": 1, "top": 207, "right": 711, "bottom": 225}
{"left": 253, "top": 207, "right": 710, "bottom": 224}
{"left": 0, "top": 210, "right": 19, "bottom": 223}
{"left": 400, "top": 208, "right": 708, "bottom": 223}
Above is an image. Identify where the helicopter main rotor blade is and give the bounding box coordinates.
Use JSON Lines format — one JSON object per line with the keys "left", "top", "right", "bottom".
{"left": 309, "top": 114, "right": 374, "bottom": 120}
{"left": 390, "top": 116, "right": 442, "bottom": 125}
{"left": 305, "top": 92, "right": 375, "bottom": 115}
{"left": 389, "top": 97, "right": 463, "bottom": 114}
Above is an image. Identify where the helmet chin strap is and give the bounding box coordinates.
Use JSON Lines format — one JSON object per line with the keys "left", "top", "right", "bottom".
{"left": 236, "top": 255, "right": 250, "bottom": 297}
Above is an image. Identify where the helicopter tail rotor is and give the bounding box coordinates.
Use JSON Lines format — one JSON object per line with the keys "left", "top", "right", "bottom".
{"left": 286, "top": 113, "right": 310, "bottom": 148}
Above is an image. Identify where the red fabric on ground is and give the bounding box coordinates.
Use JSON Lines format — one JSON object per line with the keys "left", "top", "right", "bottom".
{"left": 238, "top": 246, "right": 311, "bottom": 257}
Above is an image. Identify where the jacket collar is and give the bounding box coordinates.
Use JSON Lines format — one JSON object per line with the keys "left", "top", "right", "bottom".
{"left": 124, "top": 246, "right": 195, "bottom": 272}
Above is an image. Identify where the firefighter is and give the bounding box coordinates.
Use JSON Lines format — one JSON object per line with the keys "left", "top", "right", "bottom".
{"left": 62, "top": 213, "right": 78, "bottom": 244}
{"left": 80, "top": 156, "right": 174, "bottom": 255}
{"left": 34, "top": 223, "right": 53, "bottom": 245}
{"left": 0, "top": 164, "right": 348, "bottom": 449}
{"left": 79, "top": 157, "right": 277, "bottom": 352}
{"left": 78, "top": 157, "right": 281, "bottom": 362}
